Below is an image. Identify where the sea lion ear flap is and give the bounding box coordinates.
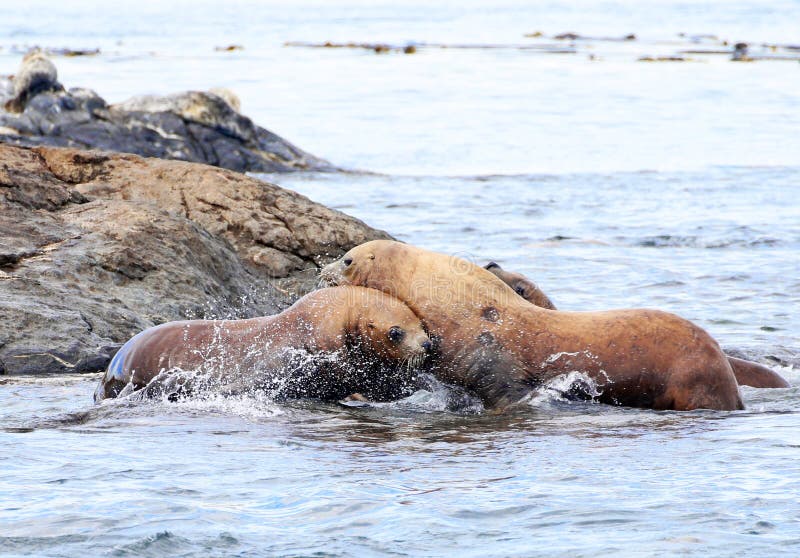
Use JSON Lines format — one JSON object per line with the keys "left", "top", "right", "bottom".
{"left": 485, "top": 262, "right": 500, "bottom": 270}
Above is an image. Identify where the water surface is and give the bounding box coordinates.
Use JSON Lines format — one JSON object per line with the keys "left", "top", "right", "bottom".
{"left": 1, "top": 1, "right": 799, "bottom": 556}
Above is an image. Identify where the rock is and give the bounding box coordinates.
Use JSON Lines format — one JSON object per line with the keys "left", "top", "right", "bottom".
{"left": 46, "top": 48, "right": 101, "bottom": 57}
{"left": 732, "top": 42, "right": 751, "bottom": 61}
{"left": 0, "top": 75, "right": 13, "bottom": 100}
{"left": 638, "top": 56, "right": 690, "bottom": 62}
{"left": 0, "top": 144, "right": 390, "bottom": 375}
{"left": 0, "top": 54, "right": 334, "bottom": 173}
{"left": 37, "top": 145, "right": 388, "bottom": 273}
{"left": 214, "top": 45, "right": 244, "bottom": 52}
{"left": 285, "top": 41, "right": 418, "bottom": 54}
{"left": 554, "top": 32, "right": 581, "bottom": 41}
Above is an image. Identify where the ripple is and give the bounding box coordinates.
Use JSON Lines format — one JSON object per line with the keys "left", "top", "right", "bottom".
{"left": 3, "top": 3, "right": 800, "bottom": 555}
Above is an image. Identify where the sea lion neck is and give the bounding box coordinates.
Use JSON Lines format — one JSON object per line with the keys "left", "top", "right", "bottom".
{"left": 282, "top": 294, "right": 347, "bottom": 352}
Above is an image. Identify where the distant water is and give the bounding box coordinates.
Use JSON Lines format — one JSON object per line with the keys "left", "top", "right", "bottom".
{"left": 1, "top": 1, "right": 799, "bottom": 556}
{"left": 3, "top": 0, "right": 800, "bottom": 175}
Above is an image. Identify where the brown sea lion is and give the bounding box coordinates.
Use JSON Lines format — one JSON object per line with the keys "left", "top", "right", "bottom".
{"left": 484, "top": 262, "right": 556, "bottom": 309}
{"left": 94, "top": 286, "right": 431, "bottom": 402}
{"left": 320, "top": 240, "right": 744, "bottom": 411}
{"left": 3, "top": 51, "right": 64, "bottom": 113}
{"left": 716, "top": 356, "right": 788, "bottom": 389}
{"left": 485, "top": 262, "right": 789, "bottom": 389}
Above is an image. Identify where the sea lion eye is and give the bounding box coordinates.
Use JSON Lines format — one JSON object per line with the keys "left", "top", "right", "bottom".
{"left": 515, "top": 285, "right": 526, "bottom": 296}
{"left": 387, "top": 326, "right": 405, "bottom": 343}
{"left": 343, "top": 257, "right": 353, "bottom": 266}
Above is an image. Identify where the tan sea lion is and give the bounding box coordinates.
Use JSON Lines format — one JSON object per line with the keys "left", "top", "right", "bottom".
{"left": 320, "top": 240, "right": 744, "bottom": 411}
{"left": 485, "top": 262, "right": 789, "bottom": 389}
{"left": 94, "top": 286, "right": 431, "bottom": 402}
{"left": 3, "top": 51, "right": 64, "bottom": 113}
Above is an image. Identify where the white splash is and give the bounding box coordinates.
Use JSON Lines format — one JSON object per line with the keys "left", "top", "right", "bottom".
{"left": 525, "top": 371, "right": 605, "bottom": 408}
{"left": 542, "top": 351, "right": 581, "bottom": 365}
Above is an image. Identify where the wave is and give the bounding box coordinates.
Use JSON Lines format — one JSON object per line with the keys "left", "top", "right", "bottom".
{"left": 634, "top": 233, "right": 781, "bottom": 249}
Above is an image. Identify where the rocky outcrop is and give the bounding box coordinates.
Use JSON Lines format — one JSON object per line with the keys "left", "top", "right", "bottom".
{"left": 0, "top": 144, "right": 389, "bottom": 375}
{"left": 0, "top": 55, "right": 334, "bottom": 173}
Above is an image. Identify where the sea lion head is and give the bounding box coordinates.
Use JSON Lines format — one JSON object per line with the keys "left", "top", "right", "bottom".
{"left": 320, "top": 240, "right": 521, "bottom": 306}
{"left": 321, "top": 243, "right": 433, "bottom": 362}
{"left": 484, "top": 262, "right": 557, "bottom": 310}
{"left": 349, "top": 286, "right": 431, "bottom": 366}
{"left": 208, "top": 87, "right": 241, "bottom": 112}
{"left": 320, "top": 240, "right": 395, "bottom": 290}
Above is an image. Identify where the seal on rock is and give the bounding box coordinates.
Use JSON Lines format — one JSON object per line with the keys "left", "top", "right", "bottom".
{"left": 208, "top": 87, "right": 241, "bottom": 112}
{"left": 486, "top": 262, "right": 789, "bottom": 389}
{"left": 111, "top": 90, "right": 255, "bottom": 143}
{"left": 94, "top": 286, "right": 431, "bottom": 402}
{"left": 3, "top": 51, "right": 64, "bottom": 113}
{"left": 320, "top": 240, "right": 744, "bottom": 411}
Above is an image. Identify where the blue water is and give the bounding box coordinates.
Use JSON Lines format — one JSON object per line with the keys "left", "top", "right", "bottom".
{"left": 2, "top": 1, "right": 800, "bottom": 556}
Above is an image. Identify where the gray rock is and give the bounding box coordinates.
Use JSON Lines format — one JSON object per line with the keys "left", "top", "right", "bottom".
{"left": 0, "top": 55, "right": 334, "bottom": 173}
{"left": 0, "top": 144, "right": 389, "bottom": 375}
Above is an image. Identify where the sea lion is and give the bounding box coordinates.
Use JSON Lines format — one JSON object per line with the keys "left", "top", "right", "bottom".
{"left": 484, "top": 262, "right": 556, "bottom": 309}
{"left": 94, "top": 286, "right": 431, "bottom": 402}
{"left": 111, "top": 90, "right": 254, "bottom": 142}
{"left": 725, "top": 357, "right": 789, "bottom": 388}
{"left": 320, "top": 240, "right": 744, "bottom": 411}
{"left": 485, "top": 262, "right": 789, "bottom": 389}
{"left": 3, "top": 51, "right": 64, "bottom": 113}
{"left": 208, "top": 87, "right": 241, "bottom": 112}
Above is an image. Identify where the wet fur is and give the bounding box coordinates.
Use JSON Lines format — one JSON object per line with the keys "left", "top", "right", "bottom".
{"left": 321, "top": 241, "right": 744, "bottom": 411}
{"left": 486, "top": 262, "right": 788, "bottom": 389}
{"left": 95, "top": 286, "right": 429, "bottom": 402}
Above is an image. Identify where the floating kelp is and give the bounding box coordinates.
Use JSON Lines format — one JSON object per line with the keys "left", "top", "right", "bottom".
{"left": 284, "top": 41, "right": 576, "bottom": 54}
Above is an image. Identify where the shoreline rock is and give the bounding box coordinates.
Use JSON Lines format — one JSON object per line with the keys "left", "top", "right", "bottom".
{"left": 0, "top": 144, "right": 389, "bottom": 375}
{"left": 0, "top": 54, "right": 334, "bottom": 173}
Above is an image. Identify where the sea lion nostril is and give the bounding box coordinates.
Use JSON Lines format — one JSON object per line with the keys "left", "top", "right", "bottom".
{"left": 422, "top": 340, "right": 432, "bottom": 351}
{"left": 343, "top": 257, "right": 353, "bottom": 266}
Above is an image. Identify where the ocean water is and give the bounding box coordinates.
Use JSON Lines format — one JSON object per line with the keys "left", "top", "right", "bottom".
{"left": 2, "top": 1, "right": 799, "bottom": 556}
